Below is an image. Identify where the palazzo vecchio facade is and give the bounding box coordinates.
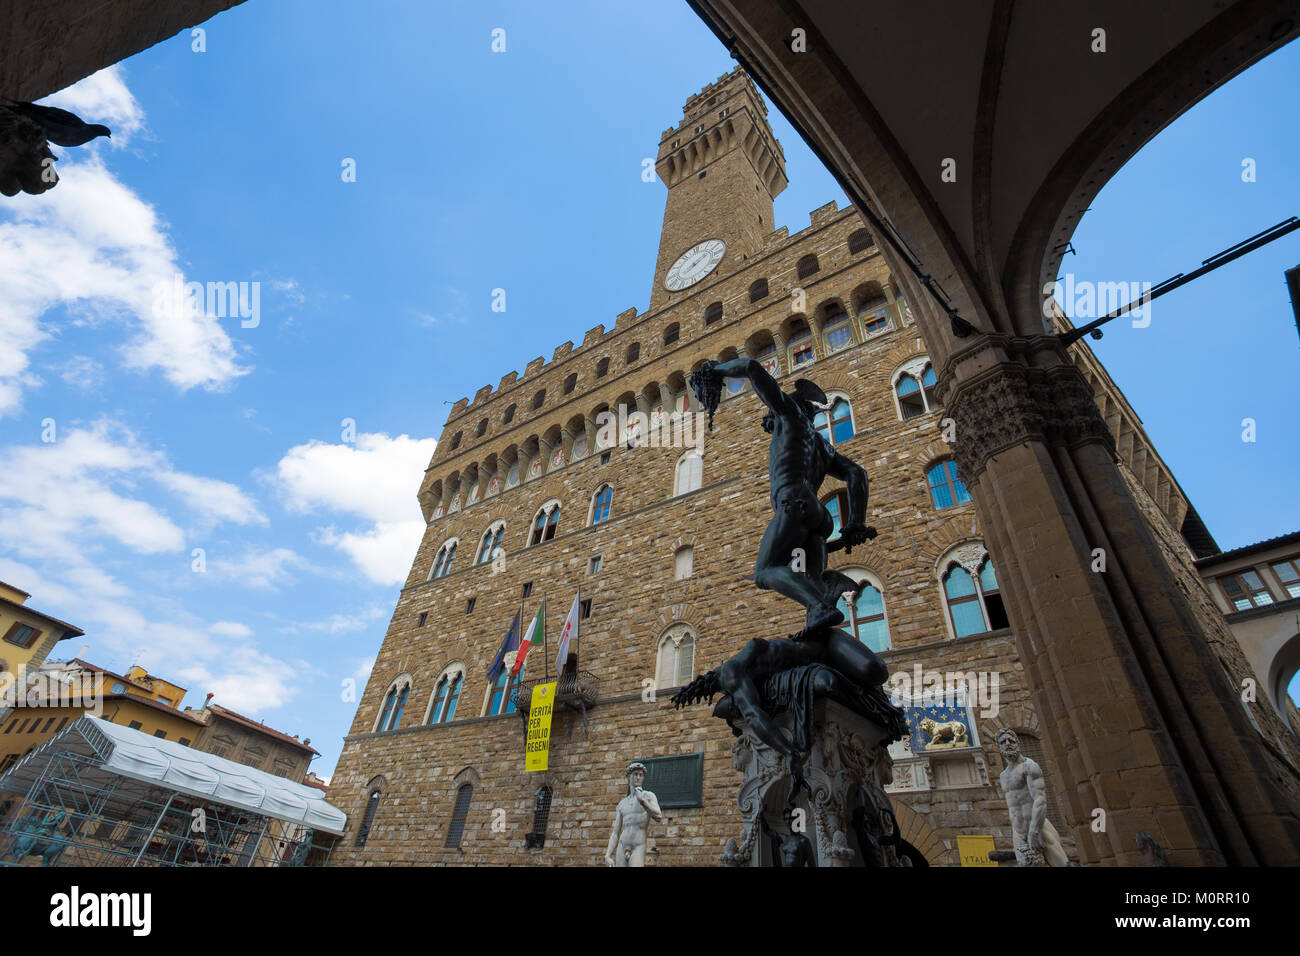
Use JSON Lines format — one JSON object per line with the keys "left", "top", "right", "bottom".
{"left": 325, "top": 69, "right": 1280, "bottom": 866}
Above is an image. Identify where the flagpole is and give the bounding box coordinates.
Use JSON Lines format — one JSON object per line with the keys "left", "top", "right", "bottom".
{"left": 543, "top": 595, "right": 550, "bottom": 681}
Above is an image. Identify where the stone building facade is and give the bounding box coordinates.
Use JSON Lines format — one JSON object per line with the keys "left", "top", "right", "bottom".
{"left": 325, "top": 69, "right": 1287, "bottom": 866}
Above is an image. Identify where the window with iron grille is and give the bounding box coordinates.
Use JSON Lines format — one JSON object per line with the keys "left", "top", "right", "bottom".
{"left": 446, "top": 784, "right": 473, "bottom": 847}
{"left": 356, "top": 789, "right": 381, "bottom": 847}
{"left": 525, "top": 786, "right": 553, "bottom": 849}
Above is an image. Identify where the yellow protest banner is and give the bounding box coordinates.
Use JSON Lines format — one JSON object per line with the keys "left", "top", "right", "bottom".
{"left": 525, "top": 682, "right": 557, "bottom": 772}
{"left": 956, "top": 834, "right": 998, "bottom": 866}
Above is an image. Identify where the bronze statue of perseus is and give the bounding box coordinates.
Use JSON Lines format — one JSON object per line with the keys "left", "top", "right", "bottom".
{"left": 690, "top": 357, "right": 876, "bottom": 636}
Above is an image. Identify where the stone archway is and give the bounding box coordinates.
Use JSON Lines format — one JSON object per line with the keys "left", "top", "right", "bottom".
{"left": 890, "top": 799, "right": 951, "bottom": 866}
{"left": 1267, "top": 633, "right": 1300, "bottom": 733}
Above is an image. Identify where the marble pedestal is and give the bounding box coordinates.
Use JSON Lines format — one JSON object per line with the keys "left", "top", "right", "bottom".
{"left": 720, "top": 698, "right": 903, "bottom": 867}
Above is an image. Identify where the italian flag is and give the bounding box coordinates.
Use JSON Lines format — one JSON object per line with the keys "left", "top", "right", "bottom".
{"left": 511, "top": 599, "right": 545, "bottom": 677}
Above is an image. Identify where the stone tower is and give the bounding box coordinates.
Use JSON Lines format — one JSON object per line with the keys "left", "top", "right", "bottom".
{"left": 649, "top": 68, "right": 787, "bottom": 311}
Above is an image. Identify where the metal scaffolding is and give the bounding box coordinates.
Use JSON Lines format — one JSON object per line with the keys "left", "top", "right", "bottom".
{"left": 0, "top": 718, "right": 339, "bottom": 867}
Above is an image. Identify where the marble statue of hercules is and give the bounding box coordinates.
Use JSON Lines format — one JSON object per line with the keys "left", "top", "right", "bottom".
{"left": 996, "top": 729, "right": 1069, "bottom": 866}
{"left": 699, "top": 357, "right": 872, "bottom": 634}
{"left": 605, "top": 762, "right": 663, "bottom": 867}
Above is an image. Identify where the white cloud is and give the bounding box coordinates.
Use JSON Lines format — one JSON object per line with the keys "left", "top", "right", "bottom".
{"left": 211, "top": 621, "right": 253, "bottom": 639}
{"left": 207, "top": 546, "right": 312, "bottom": 592}
{"left": 54, "top": 355, "right": 106, "bottom": 391}
{"left": 155, "top": 470, "right": 266, "bottom": 528}
{"left": 282, "top": 603, "right": 387, "bottom": 635}
{"left": 0, "top": 556, "right": 300, "bottom": 714}
{"left": 0, "top": 418, "right": 264, "bottom": 553}
{"left": 0, "top": 70, "right": 249, "bottom": 418}
{"left": 172, "top": 647, "right": 301, "bottom": 713}
{"left": 275, "top": 432, "right": 435, "bottom": 585}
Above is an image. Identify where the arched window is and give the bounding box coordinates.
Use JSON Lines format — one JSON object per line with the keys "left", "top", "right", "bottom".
{"left": 429, "top": 540, "right": 457, "bottom": 580}
{"left": 563, "top": 373, "right": 577, "bottom": 395}
{"left": 674, "top": 451, "right": 703, "bottom": 496}
{"left": 502, "top": 404, "right": 516, "bottom": 424}
{"left": 596, "top": 357, "right": 609, "bottom": 378}
{"left": 663, "top": 323, "right": 679, "bottom": 345}
{"left": 355, "top": 786, "right": 381, "bottom": 847}
{"left": 529, "top": 502, "right": 561, "bottom": 546}
{"left": 927, "top": 460, "right": 971, "bottom": 509}
{"left": 627, "top": 343, "right": 640, "bottom": 363}
{"left": 489, "top": 665, "right": 525, "bottom": 715}
{"left": 476, "top": 522, "right": 506, "bottom": 564}
{"left": 822, "top": 490, "right": 847, "bottom": 542}
{"left": 590, "top": 485, "right": 613, "bottom": 526}
{"left": 788, "top": 319, "right": 815, "bottom": 369}
{"left": 428, "top": 667, "right": 465, "bottom": 724}
{"left": 940, "top": 547, "right": 1010, "bottom": 638}
{"left": 449, "top": 431, "right": 463, "bottom": 450}
{"left": 833, "top": 571, "right": 889, "bottom": 652}
{"left": 858, "top": 297, "right": 891, "bottom": 337}
{"left": 532, "top": 389, "right": 546, "bottom": 410}
{"left": 755, "top": 339, "right": 779, "bottom": 378}
{"left": 848, "top": 229, "right": 874, "bottom": 254}
{"left": 375, "top": 675, "right": 412, "bottom": 732}
{"left": 445, "top": 783, "right": 473, "bottom": 848}
{"left": 526, "top": 786, "right": 553, "bottom": 849}
{"left": 749, "top": 278, "right": 769, "bottom": 302}
{"left": 704, "top": 301, "right": 723, "bottom": 325}
{"left": 822, "top": 304, "right": 855, "bottom": 353}
{"left": 797, "top": 254, "right": 819, "bottom": 279}
{"left": 475, "top": 418, "right": 488, "bottom": 438}
{"left": 894, "top": 362, "right": 938, "bottom": 419}
{"left": 656, "top": 624, "right": 696, "bottom": 689}
{"left": 814, "top": 395, "right": 855, "bottom": 445}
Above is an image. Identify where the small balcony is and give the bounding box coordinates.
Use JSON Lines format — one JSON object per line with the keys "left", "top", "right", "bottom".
{"left": 511, "top": 670, "right": 599, "bottom": 714}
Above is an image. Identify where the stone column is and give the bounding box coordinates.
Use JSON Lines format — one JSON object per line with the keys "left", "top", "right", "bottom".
{"left": 930, "top": 326, "right": 1300, "bottom": 864}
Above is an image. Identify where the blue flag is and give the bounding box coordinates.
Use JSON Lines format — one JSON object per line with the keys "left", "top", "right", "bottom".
{"left": 486, "top": 609, "right": 522, "bottom": 682}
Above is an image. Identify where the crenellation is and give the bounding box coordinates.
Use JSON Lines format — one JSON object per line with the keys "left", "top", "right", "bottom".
{"left": 552, "top": 341, "right": 574, "bottom": 362}
{"left": 582, "top": 324, "right": 605, "bottom": 346}
{"left": 498, "top": 370, "right": 518, "bottom": 391}
{"left": 809, "top": 199, "right": 840, "bottom": 226}
{"left": 523, "top": 356, "right": 546, "bottom": 378}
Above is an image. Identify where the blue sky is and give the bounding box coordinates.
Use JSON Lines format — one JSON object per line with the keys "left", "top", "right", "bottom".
{"left": 0, "top": 3, "right": 1295, "bottom": 775}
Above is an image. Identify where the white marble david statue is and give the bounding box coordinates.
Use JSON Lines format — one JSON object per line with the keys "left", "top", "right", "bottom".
{"left": 996, "top": 728, "right": 1068, "bottom": 866}
{"left": 605, "top": 761, "right": 663, "bottom": 866}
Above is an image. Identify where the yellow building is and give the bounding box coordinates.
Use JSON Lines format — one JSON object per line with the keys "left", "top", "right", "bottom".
{"left": 0, "top": 581, "right": 84, "bottom": 723}
{"left": 0, "top": 661, "right": 204, "bottom": 776}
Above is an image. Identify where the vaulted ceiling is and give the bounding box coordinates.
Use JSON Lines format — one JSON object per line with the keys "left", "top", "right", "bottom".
{"left": 688, "top": 0, "right": 1299, "bottom": 336}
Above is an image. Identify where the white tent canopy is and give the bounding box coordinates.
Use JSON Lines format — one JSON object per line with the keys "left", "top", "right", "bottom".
{"left": 2, "top": 716, "right": 345, "bottom": 835}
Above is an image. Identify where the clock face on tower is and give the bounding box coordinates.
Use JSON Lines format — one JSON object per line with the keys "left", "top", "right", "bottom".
{"left": 664, "top": 238, "right": 726, "bottom": 291}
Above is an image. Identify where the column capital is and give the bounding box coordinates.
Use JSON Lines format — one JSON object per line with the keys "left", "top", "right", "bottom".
{"left": 941, "top": 337, "right": 1113, "bottom": 487}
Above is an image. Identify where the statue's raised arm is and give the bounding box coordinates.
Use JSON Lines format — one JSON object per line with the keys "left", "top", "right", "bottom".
{"left": 691, "top": 358, "right": 791, "bottom": 429}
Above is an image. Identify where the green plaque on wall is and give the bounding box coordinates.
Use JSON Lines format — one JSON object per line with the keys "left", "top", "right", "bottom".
{"left": 637, "top": 753, "right": 703, "bottom": 808}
